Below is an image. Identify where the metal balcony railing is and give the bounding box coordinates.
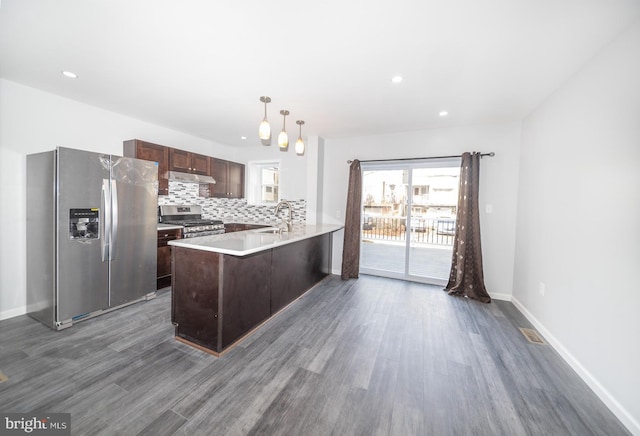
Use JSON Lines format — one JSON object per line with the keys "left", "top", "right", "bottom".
{"left": 362, "top": 216, "right": 455, "bottom": 246}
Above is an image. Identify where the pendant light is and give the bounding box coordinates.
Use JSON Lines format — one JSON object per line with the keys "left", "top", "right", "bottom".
{"left": 259, "top": 96, "right": 271, "bottom": 141}
{"left": 295, "top": 120, "right": 305, "bottom": 155}
{"left": 278, "top": 110, "right": 289, "bottom": 149}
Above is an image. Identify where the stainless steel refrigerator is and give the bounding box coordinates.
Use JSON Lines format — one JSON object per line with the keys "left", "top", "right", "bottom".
{"left": 27, "top": 146, "right": 158, "bottom": 330}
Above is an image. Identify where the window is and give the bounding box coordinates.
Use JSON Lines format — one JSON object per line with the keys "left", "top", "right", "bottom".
{"left": 247, "top": 160, "right": 280, "bottom": 205}
{"left": 261, "top": 168, "right": 278, "bottom": 202}
{"left": 414, "top": 185, "right": 429, "bottom": 196}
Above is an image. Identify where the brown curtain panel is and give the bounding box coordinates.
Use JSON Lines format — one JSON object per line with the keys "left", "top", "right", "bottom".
{"left": 341, "top": 159, "right": 362, "bottom": 280}
{"left": 445, "top": 152, "right": 491, "bottom": 303}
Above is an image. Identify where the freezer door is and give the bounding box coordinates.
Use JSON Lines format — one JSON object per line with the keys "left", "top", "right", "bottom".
{"left": 57, "top": 147, "right": 110, "bottom": 322}
{"left": 109, "top": 156, "right": 158, "bottom": 306}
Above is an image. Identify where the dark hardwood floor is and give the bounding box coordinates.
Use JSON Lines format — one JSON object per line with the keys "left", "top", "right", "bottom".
{"left": 0, "top": 275, "right": 630, "bottom": 435}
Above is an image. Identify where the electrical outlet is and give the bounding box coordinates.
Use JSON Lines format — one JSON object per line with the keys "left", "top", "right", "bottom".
{"left": 485, "top": 204, "right": 493, "bottom": 214}
{"left": 336, "top": 210, "right": 342, "bottom": 219}
{"left": 539, "top": 282, "right": 546, "bottom": 296}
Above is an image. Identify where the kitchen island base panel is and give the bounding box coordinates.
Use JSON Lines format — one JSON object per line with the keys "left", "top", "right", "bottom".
{"left": 220, "top": 252, "right": 272, "bottom": 349}
{"left": 175, "top": 336, "right": 220, "bottom": 357}
{"left": 172, "top": 233, "right": 332, "bottom": 354}
{"left": 172, "top": 248, "right": 220, "bottom": 351}
{"left": 174, "top": 276, "right": 331, "bottom": 357}
{"left": 270, "top": 234, "right": 330, "bottom": 313}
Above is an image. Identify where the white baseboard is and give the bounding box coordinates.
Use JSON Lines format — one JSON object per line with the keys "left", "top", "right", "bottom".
{"left": 489, "top": 292, "right": 512, "bottom": 301}
{"left": 511, "top": 296, "right": 640, "bottom": 436}
{"left": 0, "top": 305, "right": 26, "bottom": 321}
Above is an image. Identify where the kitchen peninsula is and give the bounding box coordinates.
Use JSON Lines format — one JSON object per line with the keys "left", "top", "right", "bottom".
{"left": 169, "top": 224, "right": 343, "bottom": 355}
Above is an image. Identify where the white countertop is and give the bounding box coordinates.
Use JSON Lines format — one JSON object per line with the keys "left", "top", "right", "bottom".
{"left": 168, "top": 223, "right": 344, "bottom": 256}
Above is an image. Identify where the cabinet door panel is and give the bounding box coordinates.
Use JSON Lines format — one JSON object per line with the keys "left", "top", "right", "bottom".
{"left": 157, "top": 228, "right": 181, "bottom": 289}
{"left": 123, "top": 139, "right": 169, "bottom": 195}
{"left": 191, "top": 153, "right": 210, "bottom": 175}
{"left": 210, "top": 158, "right": 244, "bottom": 198}
{"left": 228, "top": 162, "right": 245, "bottom": 198}
{"left": 157, "top": 245, "right": 172, "bottom": 278}
{"left": 169, "top": 148, "right": 191, "bottom": 172}
{"left": 211, "top": 158, "right": 229, "bottom": 197}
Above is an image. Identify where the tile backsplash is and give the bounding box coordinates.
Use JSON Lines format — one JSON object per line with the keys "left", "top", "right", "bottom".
{"left": 158, "top": 181, "right": 306, "bottom": 224}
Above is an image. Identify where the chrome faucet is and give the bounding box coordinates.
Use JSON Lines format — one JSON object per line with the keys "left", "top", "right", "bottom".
{"left": 274, "top": 200, "right": 293, "bottom": 232}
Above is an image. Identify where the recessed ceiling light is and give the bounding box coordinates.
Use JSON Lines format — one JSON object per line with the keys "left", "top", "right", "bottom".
{"left": 391, "top": 75, "right": 403, "bottom": 84}
{"left": 240, "top": 136, "right": 247, "bottom": 140}
{"left": 439, "top": 111, "right": 448, "bottom": 117}
{"left": 62, "top": 71, "right": 78, "bottom": 79}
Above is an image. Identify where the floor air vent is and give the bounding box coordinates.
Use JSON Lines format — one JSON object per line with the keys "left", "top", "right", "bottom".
{"left": 519, "top": 328, "right": 546, "bottom": 345}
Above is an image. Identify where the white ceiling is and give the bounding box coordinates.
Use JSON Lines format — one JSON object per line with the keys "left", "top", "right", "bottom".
{"left": 1, "top": 0, "right": 638, "bottom": 147}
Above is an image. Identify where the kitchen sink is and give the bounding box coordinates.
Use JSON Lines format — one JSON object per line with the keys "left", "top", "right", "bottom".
{"left": 225, "top": 223, "right": 272, "bottom": 233}
{"left": 254, "top": 227, "right": 283, "bottom": 234}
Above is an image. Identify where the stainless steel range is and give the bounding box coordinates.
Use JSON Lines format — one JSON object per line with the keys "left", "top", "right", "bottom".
{"left": 159, "top": 205, "right": 225, "bottom": 238}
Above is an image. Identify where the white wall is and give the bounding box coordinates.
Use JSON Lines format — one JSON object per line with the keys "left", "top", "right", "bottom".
{"left": 514, "top": 20, "right": 640, "bottom": 434}
{"left": 0, "top": 79, "right": 239, "bottom": 320}
{"left": 322, "top": 123, "right": 521, "bottom": 298}
{"left": 303, "top": 136, "right": 324, "bottom": 225}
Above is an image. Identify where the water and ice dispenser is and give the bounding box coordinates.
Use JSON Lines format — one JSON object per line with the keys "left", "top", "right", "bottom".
{"left": 69, "top": 208, "right": 100, "bottom": 240}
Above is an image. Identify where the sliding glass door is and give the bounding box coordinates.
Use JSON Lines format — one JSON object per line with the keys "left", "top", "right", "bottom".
{"left": 359, "top": 159, "right": 460, "bottom": 285}
{"left": 360, "top": 169, "right": 408, "bottom": 275}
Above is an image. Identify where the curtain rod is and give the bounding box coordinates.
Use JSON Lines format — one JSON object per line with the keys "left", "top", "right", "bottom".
{"left": 347, "top": 152, "right": 495, "bottom": 164}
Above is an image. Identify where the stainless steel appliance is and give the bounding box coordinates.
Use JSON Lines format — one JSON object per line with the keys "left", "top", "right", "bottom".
{"left": 158, "top": 204, "right": 225, "bottom": 238}
{"left": 27, "top": 147, "right": 158, "bottom": 330}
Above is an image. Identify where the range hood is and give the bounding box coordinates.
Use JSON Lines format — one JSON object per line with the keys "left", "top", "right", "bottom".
{"left": 168, "top": 171, "right": 216, "bottom": 184}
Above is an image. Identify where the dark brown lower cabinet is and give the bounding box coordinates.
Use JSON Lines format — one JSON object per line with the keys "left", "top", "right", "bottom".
{"left": 171, "top": 233, "right": 331, "bottom": 354}
{"left": 157, "top": 228, "right": 181, "bottom": 289}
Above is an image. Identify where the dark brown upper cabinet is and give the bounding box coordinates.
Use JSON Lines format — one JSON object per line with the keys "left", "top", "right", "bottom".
{"left": 169, "top": 148, "right": 210, "bottom": 176}
{"left": 123, "top": 139, "right": 169, "bottom": 195}
{"left": 210, "top": 157, "right": 245, "bottom": 199}
{"left": 124, "top": 139, "right": 243, "bottom": 198}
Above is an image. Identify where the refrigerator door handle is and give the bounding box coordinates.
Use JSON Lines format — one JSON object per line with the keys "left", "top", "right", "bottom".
{"left": 110, "top": 179, "right": 118, "bottom": 260}
{"left": 101, "top": 179, "right": 110, "bottom": 261}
